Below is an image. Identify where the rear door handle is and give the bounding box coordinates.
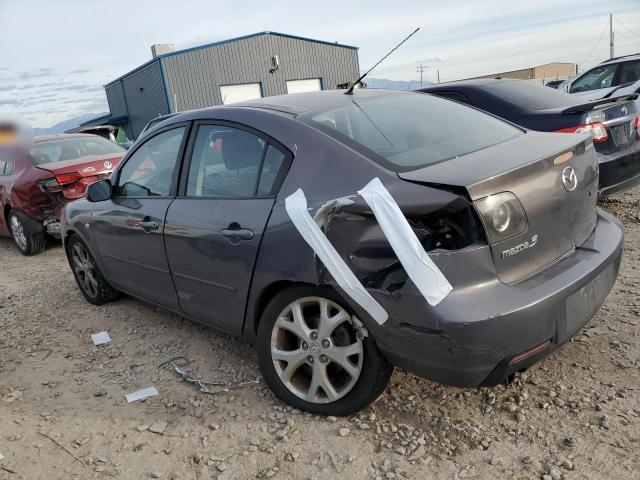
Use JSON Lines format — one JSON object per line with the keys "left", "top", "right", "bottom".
{"left": 221, "top": 228, "right": 254, "bottom": 241}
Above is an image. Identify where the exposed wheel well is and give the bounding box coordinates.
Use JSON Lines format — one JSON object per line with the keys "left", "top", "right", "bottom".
{"left": 63, "top": 230, "right": 77, "bottom": 252}
{"left": 254, "top": 281, "right": 312, "bottom": 333}
{"left": 4, "top": 205, "right": 12, "bottom": 235}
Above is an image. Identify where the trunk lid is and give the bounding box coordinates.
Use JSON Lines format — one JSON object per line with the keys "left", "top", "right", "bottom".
{"left": 36, "top": 153, "right": 123, "bottom": 200}
{"left": 35, "top": 153, "right": 123, "bottom": 177}
{"left": 399, "top": 131, "right": 598, "bottom": 283}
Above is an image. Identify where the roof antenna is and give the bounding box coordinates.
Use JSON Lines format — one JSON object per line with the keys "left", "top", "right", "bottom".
{"left": 345, "top": 27, "right": 420, "bottom": 95}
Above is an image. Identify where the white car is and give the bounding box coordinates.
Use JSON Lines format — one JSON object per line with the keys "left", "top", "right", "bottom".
{"left": 560, "top": 54, "right": 639, "bottom": 96}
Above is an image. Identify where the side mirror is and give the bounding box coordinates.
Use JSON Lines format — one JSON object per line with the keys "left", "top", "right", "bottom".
{"left": 87, "top": 179, "right": 112, "bottom": 202}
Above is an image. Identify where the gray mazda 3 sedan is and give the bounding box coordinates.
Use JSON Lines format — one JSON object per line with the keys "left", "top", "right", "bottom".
{"left": 61, "top": 89, "right": 623, "bottom": 415}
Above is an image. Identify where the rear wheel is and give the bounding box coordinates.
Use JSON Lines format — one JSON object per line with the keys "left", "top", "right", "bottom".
{"left": 67, "top": 236, "right": 120, "bottom": 305}
{"left": 257, "top": 286, "right": 393, "bottom": 416}
{"left": 8, "top": 210, "right": 46, "bottom": 256}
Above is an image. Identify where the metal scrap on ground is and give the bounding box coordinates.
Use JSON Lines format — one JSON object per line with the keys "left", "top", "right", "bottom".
{"left": 91, "top": 331, "right": 112, "bottom": 346}
{"left": 160, "top": 357, "right": 259, "bottom": 394}
{"left": 125, "top": 386, "right": 159, "bottom": 403}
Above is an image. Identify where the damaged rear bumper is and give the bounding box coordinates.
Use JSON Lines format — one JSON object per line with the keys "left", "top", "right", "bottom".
{"left": 370, "top": 209, "right": 623, "bottom": 388}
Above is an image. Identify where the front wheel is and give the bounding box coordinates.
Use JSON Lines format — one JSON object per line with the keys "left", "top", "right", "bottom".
{"left": 67, "top": 236, "right": 120, "bottom": 305}
{"left": 257, "top": 286, "right": 393, "bottom": 416}
{"left": 8, "top": 210, "right": 46, "bottom": 256}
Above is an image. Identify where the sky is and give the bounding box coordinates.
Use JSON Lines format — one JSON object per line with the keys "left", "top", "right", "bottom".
{"left": 1, "top": 0, "right": 639, "bottom": 128}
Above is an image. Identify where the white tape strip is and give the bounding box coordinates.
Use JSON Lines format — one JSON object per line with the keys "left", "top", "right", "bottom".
{"left": 285, "top": 189, "right": 389, "bottom": 325}
{"left": 358, "top": 177, "right": 453, "bottom": 306}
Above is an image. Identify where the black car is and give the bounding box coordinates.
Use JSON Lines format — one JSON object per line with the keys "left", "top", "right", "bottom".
{"left": 417, "top": 79, "right": 640, "bottom": 197}
{"left": 61, "top": 89, "right": 622, "bottom": 415}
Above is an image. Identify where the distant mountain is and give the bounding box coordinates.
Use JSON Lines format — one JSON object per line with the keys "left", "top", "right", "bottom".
{"left": 32, "top": 112, "right": 107, "bottom": 136}
{"left": 365, "top": 78, "right": 431, "bottom": 90}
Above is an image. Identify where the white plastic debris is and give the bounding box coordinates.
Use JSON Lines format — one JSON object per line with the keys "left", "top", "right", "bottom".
{"left": 358, "top": 177, "right": 453, "bottom": 306}
{"left": 125, "top": 386, "right": 159, "bottom": 403}
{"left": 91, "top": 331, "right": 112, "bottom": 346}
{"left": 285, "top": 189, "right": 388, "bottom": 325}
{"left": 0, "top": 451, "right": 4, "bottom": 461}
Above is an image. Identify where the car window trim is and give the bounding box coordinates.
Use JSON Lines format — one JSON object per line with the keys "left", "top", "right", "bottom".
{"left": 111, "top": 121, "right": 193, "bottom": 200}
{"left": 177, "top": 119, "right": 293, "bottom": 200}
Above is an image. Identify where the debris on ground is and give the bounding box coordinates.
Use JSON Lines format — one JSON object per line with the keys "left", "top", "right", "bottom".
{"left": 160, "top": 357, "right": 259, "bottom": 394}
{"left": 125, "top": 386, "right": 159, "bottom": 403}
{"left": 584, "top": 325, "right": 610, "bottom": 337}
{"left": 90, "top": 331, "right": 112, "bottom": 346}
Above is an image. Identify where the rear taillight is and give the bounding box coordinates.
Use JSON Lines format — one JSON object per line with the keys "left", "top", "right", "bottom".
{"left": 55, "top": 172, "right": 82, "bottom": 186}
{"left": 40, "top": 172, "right": 82, "bottom": 193}
{"left": 556, "top": 123, "right": 608, "bottom": 143}
{"left": 634, "top": 115, "right": 639, "bottom": 130}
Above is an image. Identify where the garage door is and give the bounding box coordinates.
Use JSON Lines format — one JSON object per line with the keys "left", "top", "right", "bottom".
{"left": 286, "top": 78, "right": 322, "bottom": 94}
{"left": 220, "top": 83, "right": 262, "bottom": 105}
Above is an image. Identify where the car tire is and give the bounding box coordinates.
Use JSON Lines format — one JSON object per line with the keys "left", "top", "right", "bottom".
{"left": 67, "top": 235, "right": 120, "bottom": 305}
{"left": 8, "top": 210, "right": 46, "bottom": 256}
{"left": 257, "top": 286, "right": 393, "bottom": 416}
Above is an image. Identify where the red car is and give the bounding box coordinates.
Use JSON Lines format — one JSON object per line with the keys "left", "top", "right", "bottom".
{"left": 0, "top": 134, "right": 125, "bottom": 255}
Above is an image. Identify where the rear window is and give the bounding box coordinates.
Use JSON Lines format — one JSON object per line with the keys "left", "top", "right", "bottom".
{"left": 484, "top": 80, "right": 585, "bottom": 109}
{"left": 300, "top": 93, "right": 522, "bottom": 171}
{"left": 29, "top": 136, "right": 125, "bottom": 164}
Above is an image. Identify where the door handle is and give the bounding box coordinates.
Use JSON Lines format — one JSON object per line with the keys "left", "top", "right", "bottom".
{"left": 139, "top": 218, "right": 160, "bottom": 232}
{"left": 221, "top": 227, "right": 254, "bottom": 241}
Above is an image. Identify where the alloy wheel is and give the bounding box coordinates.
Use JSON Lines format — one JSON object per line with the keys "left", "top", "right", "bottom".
{"left": 9, "top": 214, "right": 27, "bottom": 252}
{"left": 72, "top": 243, "right": 99, "bottom": 299}
{"left": 270, "top": 296, "right": 364, "bottom": 403}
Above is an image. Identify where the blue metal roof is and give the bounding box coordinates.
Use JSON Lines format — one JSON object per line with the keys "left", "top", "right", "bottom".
{"left": 105, "top": 31, "right": 358, "bottom": 88}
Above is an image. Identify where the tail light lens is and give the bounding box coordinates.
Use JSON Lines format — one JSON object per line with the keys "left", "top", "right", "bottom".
{"left": 556, "top": 123, "right": 608, "bottom": 143}
{"left": 40, "top": 172, "right": 82, "bottom": 193}
{"left": 55, "top": 172, "right": 82, "bottom": 186}
{"left": 634, "top": 115, "right": 639, "bottom": 130}
{"left": 474, "top": 192, "right": 528, "bottom": 244}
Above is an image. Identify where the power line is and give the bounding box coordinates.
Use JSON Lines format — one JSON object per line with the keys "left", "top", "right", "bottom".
{"left": 615, "top": 31, "right": 640, "bottom": 49}
{"left": 579, "top": 18, "right": 609, "bottom": 65}
{"left": 614, "top": 17, "right": 640, "bottom": 43}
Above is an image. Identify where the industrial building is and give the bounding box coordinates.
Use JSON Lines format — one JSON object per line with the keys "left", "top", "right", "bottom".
{"left": 464, "top": 62, "right": 577, "bottom": 82}
{"left": 76, "top": 32, "right": 360, "bottom": 139}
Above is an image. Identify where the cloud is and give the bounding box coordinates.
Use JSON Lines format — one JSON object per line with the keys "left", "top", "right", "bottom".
{"left": 0, "top": 99, "right": 19, "bottom": 106}
{"left": 69, "top": 69, "right": 91, "bottom": 74}
{"left": 17, "top": 68, "right": 54, "bottom": 81}
{"left": 0, "top": 85, "right": 17, "bottom": 92}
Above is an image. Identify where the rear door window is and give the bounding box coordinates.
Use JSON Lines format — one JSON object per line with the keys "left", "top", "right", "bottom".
{"left": 301, "top": 93, "right": 522, "bottom": 172}
{"left": 617, "top": 60, "right": 640, "bottom": 85}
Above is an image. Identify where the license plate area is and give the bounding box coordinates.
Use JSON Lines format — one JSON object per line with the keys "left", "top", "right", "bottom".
{"left": 610, "top": 123, "right": 631, "bottom": 147}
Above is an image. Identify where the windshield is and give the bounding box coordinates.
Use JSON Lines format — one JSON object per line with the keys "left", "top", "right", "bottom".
{"left": 300, "top": 93, "right": 522, "bottom": 172}
{"left": 29, "top": 136, "right": 125, "bottom": 164}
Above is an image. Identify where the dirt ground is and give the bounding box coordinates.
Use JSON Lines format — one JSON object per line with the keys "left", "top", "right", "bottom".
{"left": 1, "top": 189, "right": 639, "bottom": 480}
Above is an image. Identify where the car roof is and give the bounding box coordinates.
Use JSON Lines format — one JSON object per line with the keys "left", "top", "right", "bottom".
{"left": 600, "top": 53, "right": 640, "bottom": 65}
{"left": 417, "top": 77, "right": 527, "bottom": 90}
{"left": 32, "top": 133, "right": 99, "bottom": 143}
{"left": 183, "top": 89, "right": 411, "bottom": 118}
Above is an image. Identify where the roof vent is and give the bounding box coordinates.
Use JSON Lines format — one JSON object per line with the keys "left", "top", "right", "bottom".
{"left": 151, "top": 43, "right": 175, "bottom": 58}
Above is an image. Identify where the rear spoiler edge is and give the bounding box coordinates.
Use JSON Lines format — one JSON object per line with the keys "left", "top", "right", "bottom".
{"left": 561, "top": 93, "right": 639, "bottom": 114}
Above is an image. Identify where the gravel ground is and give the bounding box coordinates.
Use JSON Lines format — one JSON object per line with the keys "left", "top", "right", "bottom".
{"left": 1, "top": 189, "right": 639, "bottom": 480}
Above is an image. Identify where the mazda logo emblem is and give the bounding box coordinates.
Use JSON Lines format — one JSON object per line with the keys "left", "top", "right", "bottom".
{"left": 561, "top": 166, "right": 578, "bottom": 192}
{"left": 104, "top": 161, "right": 113, "bottom": 170}
{"left": 622, "top": 106, "right": 628, "bottom": 116}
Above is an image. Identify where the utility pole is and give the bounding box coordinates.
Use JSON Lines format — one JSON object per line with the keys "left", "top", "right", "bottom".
{"left": 609, "top": 13, "right": 614, "bottom": 59}
{"left": 416, "top": 64, "right": 427, "bottom": 86}
{"left": 436, "top": 69, "right": 440, "bottom": 84}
